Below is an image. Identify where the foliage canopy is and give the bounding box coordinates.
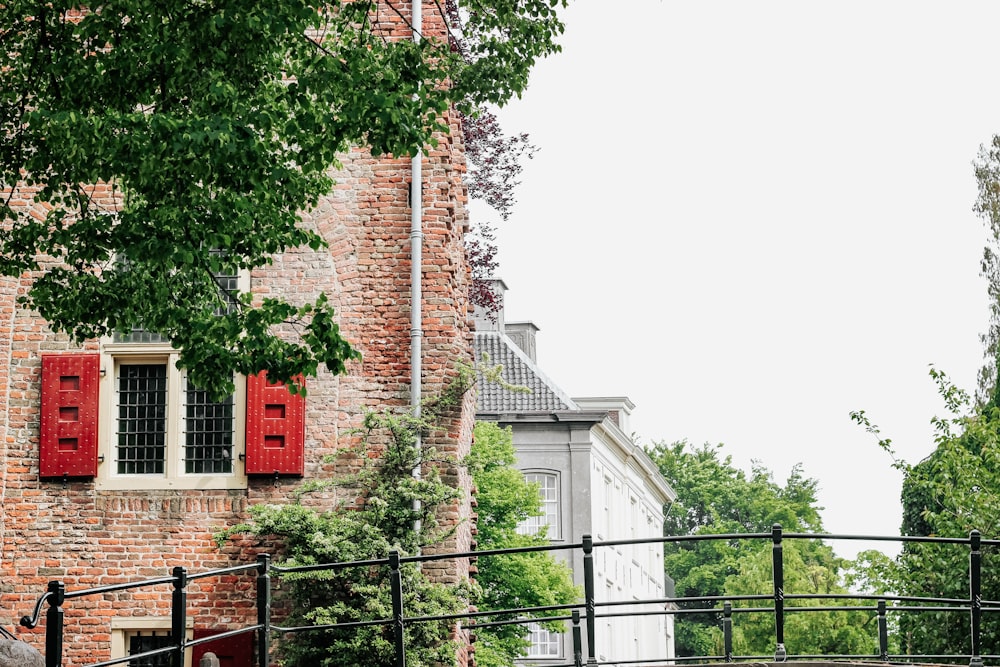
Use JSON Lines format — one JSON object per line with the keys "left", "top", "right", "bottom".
{"left": 974, "top": 136, "right": 1000, "bottom": 401}
{"left": 648, "top": 440, "right": 873, "bottom": 658}
{"left": 855, "top": 368, "right": 1000, "bottom": 659}
{"left": 0, "top": 0, "right": 566, "bottom": 394}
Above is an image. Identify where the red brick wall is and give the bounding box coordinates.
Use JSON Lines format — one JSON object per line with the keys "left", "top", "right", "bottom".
{"left": 0, "top": 3, "right": 475, "bottom": 663}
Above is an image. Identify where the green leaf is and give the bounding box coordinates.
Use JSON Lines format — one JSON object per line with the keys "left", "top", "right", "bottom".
{"left": 0, "top": 0, "right": 566, "bottom": 394}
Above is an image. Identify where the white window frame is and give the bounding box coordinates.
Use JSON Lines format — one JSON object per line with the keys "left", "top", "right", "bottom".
{"left": 523, "top": 622, "right": 562, "bottom": 659}
{"left": 96, "top": 345, "right": 247, "bottom": 491}
{"left": 516, "top": 471, "right": 560, "bottom": 540}
{"left": 600, "top": 476, "right": 612, "bottom": 540}
{"left": 110, "top": 616, "right": 194, "bottom": 667}
{"left": 95, "top": 265, "right": 249, "bottom": 490}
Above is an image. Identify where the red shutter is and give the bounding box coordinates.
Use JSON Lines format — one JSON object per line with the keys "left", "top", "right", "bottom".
{"left": 40, "top": 354, "right": 100, "bottom": 478}
{"left": 245, "top": 372, "right": 305, "bottom": 476}
{"left": 192, "top": 628, "right": 254, "bottom": 667}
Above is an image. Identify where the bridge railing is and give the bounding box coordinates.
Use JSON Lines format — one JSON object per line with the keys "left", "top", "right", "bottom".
{"left": 661, "top": 526, "right": 1000, "bottom": 665}
{"left": 16, "top": 525, "right": 999, "bottom": 667}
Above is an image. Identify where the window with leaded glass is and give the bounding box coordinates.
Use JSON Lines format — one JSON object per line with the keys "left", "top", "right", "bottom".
{"left": 114, "top": 327, "right": 169, "bottom": 344}
{"left": 113, "top": 259, "right": 239, "bottom": 343}
{"left": 115, "top": 364, "right": 236, "bottom": 476}
{"left": 101, "top": 353, "right": 244, "bottom": 489}
{"left": 185, "top": 380, "right": 234, "bottom": 474}
{"left": 99, "top": 260, "right": 248, "bottom": 490}
{"left": 126, "top": 631, "right": 173, "bottom": 667}
{"left": 212, "top": 266, "right": 240, "bottom": 315}
{"left": 117, "top": 364, "right": 167, "bottom": 474}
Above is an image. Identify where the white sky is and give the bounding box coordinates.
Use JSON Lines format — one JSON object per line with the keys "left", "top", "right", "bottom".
{"left": 468, "top": 0, "right": 1000, "bottom": 558}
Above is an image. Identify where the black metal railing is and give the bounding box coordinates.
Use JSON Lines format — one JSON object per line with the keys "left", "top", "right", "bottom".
{"left": 14, "top": 526, "right": 1000, "bottom": 667}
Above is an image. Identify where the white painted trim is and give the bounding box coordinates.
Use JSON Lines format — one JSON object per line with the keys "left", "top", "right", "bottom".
{"left": 96, "top": 350, "right": 247, "bottom": 491}
{"left": 110, "top": 616, "right": 194, "bottom": 667}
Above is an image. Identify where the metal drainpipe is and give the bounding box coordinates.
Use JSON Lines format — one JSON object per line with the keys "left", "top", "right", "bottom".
{"left": 410, "top": 0, "right": 423, "bottom": 543}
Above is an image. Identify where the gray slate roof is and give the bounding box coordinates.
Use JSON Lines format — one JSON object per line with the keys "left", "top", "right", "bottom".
{"left": 473, "top": 331, "right": 579, "bottom": 413}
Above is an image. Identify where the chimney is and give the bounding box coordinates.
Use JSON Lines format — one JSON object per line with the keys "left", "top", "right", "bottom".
{"left": 573, "top": 397, "right": 636, "bottom": 434}
{"left": 504, "top": 321, "right": 540, "bottom": 363}
{"left": 472, "top": 279, "right": 540, "bottom": 363}
{"left": 473, "top": 278, "right": 507, "bottom": 332}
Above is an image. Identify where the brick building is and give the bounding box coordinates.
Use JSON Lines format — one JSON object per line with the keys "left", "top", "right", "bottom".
{"left": 0, "top": 4, "right": 477, "bottom": 665}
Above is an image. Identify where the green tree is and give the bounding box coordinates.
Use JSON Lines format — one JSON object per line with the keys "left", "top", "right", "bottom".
{"left": 647, "top": 441, "right": 869, "bottom": 658}
{"left": 467, "top": 421, "right": 578, "bottom": 667}
{"left": 0, "top": 0, "right": 566, "bottom": 395}
{"left": 723, "top": 540, "right": 876, "bottom": 656}
{"left": 218, "top": 404, "right": 469, "bottom": 667}
{"left": 974, "top": 137, "right": 1000, "bottom": 402}
{"left": 858, "top": 369, "right": 1000, "bottom": 660}
{"left": 888, "top": 117, "right": 1000, "bottom": 661}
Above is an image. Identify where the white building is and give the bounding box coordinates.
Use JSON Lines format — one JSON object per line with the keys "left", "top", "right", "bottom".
{"left": 474, "top": 283, "right": 676, "bottom": 665}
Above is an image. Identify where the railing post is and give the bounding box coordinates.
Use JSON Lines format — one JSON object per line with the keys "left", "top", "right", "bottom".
{"left": 45, "top": 581, "right": 64, "bottom": 667}
{"left": 969, "top": 530, "right": 983, "bottom": 667}
{"left": 256, "top": 553, "right": 271, "bottom": 667}
{"left": 877, "top": 599, "right": 888, "bottom": 662}
{"left": 723, "top": 601, "right": 733, "bottom": 663}
{"left": 582, "top": 535, "right": 597, "bottom": 666}
{"left": 171, "top": 566, "right": 188, "bottom": 667}
{"left": 389, "top": 550, "right": 406, "bottom": 667}
{"left": 771, "top": 524, "right": 786, "bottom": 662}
{"left": 572, "top": 610, "right": 583, "bottom": 667}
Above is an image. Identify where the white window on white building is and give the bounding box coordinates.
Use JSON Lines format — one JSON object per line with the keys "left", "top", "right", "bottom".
{"left": 628, "top": 495, "right": 639, "bottom": 564}
{"left": 517, "top": 472, "right": 560, "bottom": 539}
{"left": 600, "top": 476, "right": 612, "bottom": 539}
{"left": 524, "top": 622, "right": 561, "bottom": 658}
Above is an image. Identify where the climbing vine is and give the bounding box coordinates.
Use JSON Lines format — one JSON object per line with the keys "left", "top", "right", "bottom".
{"left": 218, "top": 414, "right": 467, "bottom": 665}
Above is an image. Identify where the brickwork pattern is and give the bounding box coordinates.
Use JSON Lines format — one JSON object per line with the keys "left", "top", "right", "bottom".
{"left": 0, "top": 3, "right": 476, "bottom": 664}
